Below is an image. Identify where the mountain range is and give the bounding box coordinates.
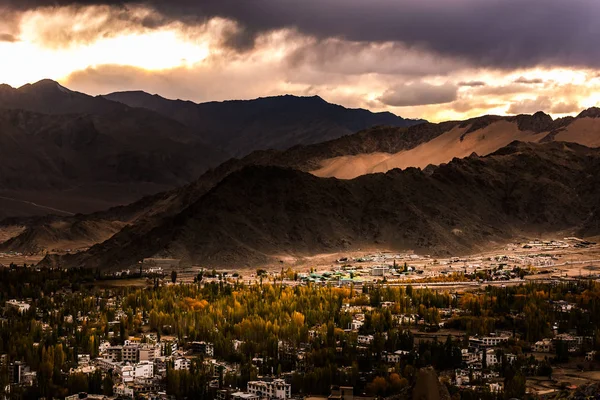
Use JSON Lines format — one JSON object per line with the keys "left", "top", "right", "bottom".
{"left": 0, "top": 80, "right": 419, "bottom": 217}
{"left": 103, "top": 91, "right": 423, "bottom": 157}
{"left": 35, "top": 141, "right": 600, "bottom": 269}
{"left": 1, "top": 79, "right": 600, "bottom": 269}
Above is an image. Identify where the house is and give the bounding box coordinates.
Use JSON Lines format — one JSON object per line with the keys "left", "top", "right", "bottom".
{"left": 469, "top": 335, "right": 510, "bottom": 348}
{"left": 174, "top": 357, "right": 191, "bottom": 371}
{"left": 350, "top": 320, "right": 363, "bottom": 331}
{"left": 133, "top": 361, "right": 154, "bottom": 379}
{"left": 6, "top": 300, "right": 30, "bottom": 314}
{"left": 231, "top": 392, "right": 260, "bottom": 400}
{"left": 461, "top": 349, "right": 479, "bottom": 365}
{"left": 247, "top": 379, "right": 291, "bottom": 400}
{"left": 370, "top": 266, "right": 388, "bottom": 277}
{"left": 586, "top": 351, "right": 596, "bottom": 361}
{"left": 357, "top": 335, "right": 374, "bottom": 345}
{"left": 483, "top": 349, "right": 497, "bottom": 366}
{"left": 329, "top": 385, "right": 354, "bottom": 400}
{"left": 534, "top": 339, "right": 554, "bottom": 353}
{"left": 192, "top": 341, "right": 215, "bottom": 357}
{"left": 554, "top": 334, "right": 580, "bottom": 353}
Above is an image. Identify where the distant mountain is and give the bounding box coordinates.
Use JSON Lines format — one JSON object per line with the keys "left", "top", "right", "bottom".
{"left": 103, "top": 91, "right": 425, "bottom": 157}
{"left": 37, "top": 141, "right": 600, "bottom": 269}
{"left": 0, "top": 81, "right": 230, "bottom": 216}
{"left": 5, "top": 108, "right": 600, "bottom": 259}
{"left": 0, "top": 80, "right": 426, "bottom": 217}
{"left": 310, "top": 110, "right": 600, "bottom": 178}
{"left": 0, "top": 79, "right": 126, "bottom": 115}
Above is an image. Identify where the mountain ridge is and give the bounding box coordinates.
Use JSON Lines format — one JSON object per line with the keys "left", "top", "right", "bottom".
{"left": 38, "top": 140, "right": 600, "bottom": 269}
{"left": 0, "top": 79, "right": 421, "bottom": 217}
{"left": 103, "top": 89, "right": 425, "bottom": 157}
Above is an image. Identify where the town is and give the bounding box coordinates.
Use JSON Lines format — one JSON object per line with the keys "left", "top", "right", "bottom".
{"left": 1, "top": 239, "right": 600, "bottom": 400}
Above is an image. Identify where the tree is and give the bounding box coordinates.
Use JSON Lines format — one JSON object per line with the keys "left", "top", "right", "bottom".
{"left": 171, "top": 270, "right": 178, "bottom": 284}
{"left": 102, "top": 374, "right": 114, "bottom": 396}
{"left": 504, "top": 372, "right": 526, "bottom": 399}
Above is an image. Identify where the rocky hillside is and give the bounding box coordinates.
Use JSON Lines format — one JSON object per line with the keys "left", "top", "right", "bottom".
{"left": 5, "top": 107, "right": 600, "bottom": 258}
{"left": 40, "top": 141, "right": 600, "bottom": 269}
{"left": 311, "top": 109, "right": 600, "bottom": 179}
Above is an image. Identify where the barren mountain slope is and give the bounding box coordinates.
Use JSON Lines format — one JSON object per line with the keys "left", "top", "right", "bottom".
{"left": 312, "top": 111, "right": 598, "bottom": 179}
{"left": 44, "top": 141, "right": 600, "bottom": 269}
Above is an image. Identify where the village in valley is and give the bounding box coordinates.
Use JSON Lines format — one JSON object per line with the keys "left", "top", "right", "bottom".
{"left": 1, "top": 237, "right": 600, "bottom": 399}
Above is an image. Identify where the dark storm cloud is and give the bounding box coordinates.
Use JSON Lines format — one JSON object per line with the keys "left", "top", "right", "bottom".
{"left": 2, "top": 0, "right": 600, "bottom": 68}
{"left": 378, "top": 82, "right": 457, "bottom": 107}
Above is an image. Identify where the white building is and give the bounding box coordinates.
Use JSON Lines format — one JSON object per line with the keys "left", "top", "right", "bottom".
{"left": 485, "top": 349, "right": 499, "bottom": 366}
{"left": 6, "top": 300, "right": 30, "bottom": 314}
{"left": 115, "top": 384, "right": 135, "bottom": 398}
{"left": 471, "top": 335, "right": 510, "bottom": 348}
{"left": 534, "top": 339, "right": 554, "bottom": 353}
{"left": 247, "top": 379, "right": 291, "bottom": 400}
{"left": 357, "top": 335, "right": 374, "bottom": 345}
{"left": 231, "top": 392, "right": 260, "bottom": 400}
{"left": 134, "top": 361, "right": 154, "bottom": 379}
{"left": 174, "top": 357, "right": 191, "bottom": 371}
{"left": 350, "top": 320, "right": 363, "bottom": 331}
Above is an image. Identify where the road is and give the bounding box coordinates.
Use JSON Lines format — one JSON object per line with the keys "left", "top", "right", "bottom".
{"left": 0, "top": 195, "right": 74, "bottom": 216}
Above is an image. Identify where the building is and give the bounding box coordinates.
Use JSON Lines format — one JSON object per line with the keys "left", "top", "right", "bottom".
{"left": 7, "top": 361, "right": 35, "bottom": 386}
{"left": 122, "top": 345, "right": 139, "bottom": 363}
{"left": 350, "top": 320, "right": 363, "bottom": 331}
{"left": 329, "top": 385, "right": 354, "bottom": 400}
{"left": 104, "top": 346, "right": 123, "bottom": 362}
{"left": 247, "top": 379, "right": 291, "bottom": 400}
{"left": 553, "top": 334, "right": 580, "bottom": 353}
{"left": 192, "top": 341, "right": 214, "bottom": 357}
{"left": 138, "top": 345, "right": 157, "bottom": 362}
{"left": 484, "top": 349, "right": 499, "bottom": 367}
{"left": 586, "top": 351, "right": 597, "bottom": 361}
{"left": 370, "top": 266, "right": 388, "bottom": 277}
{"left": 115, "top": 384, "right": 135, "bottom": 398}
{"left": 6, "top": 300, "right": 30, "bottom": 314}
{"left": 96, "top": 358, "right": 119, "bottom": 373}
{"left": 174, "top": 357, "right": 191, "bottom": 371}
{"left": 134, "top": 361, "right": 154, "bottom": 379}
{"left": 160, "top": 339, "right": 178, "bottom": 356}
{"left": 357, "top": 335, "right": 374, "bottom": 345}
{"left": 231, "top": 392, "right": 260, "bottom": 400}
{"left": 469, "top": 335, "right": 510, "bottom": 348}
{"left": 534, "top": 339, "right": 554, "bottom": 353}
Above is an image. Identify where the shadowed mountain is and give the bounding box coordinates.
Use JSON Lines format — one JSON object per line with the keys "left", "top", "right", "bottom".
{"left": 5, "top": 108, "right": 600, "bottom": 257}
{"left": 103, "top": 91, "right": 425, "bottom": 157}
{"left": 0, "top": 80, "right": 126, "bottom": 115}
{"left": 39, "top": 141, "right": 600, "bottom": 269}
{"left": 0, "top": 80, "right": 426, "bottom": 217}
{"left": 0, "top": 106, "right": 228, "bottom": 218}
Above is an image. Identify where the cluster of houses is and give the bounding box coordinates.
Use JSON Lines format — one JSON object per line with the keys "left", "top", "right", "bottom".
{"left": 87, "top": 337, "right": 221, "bottom": 396}
{"left": 533, "top": 333, "right": 593, "bottom": 354}
{"left": 217, "top": 379, "right": 292, "bottom": 400}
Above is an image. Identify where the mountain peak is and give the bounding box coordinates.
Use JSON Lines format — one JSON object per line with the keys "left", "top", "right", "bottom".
{"left": 577, "top": 107, "right": 600, "bottom": 119}
{"left": 19, "top": 79, "right": 73, "bottom": 94}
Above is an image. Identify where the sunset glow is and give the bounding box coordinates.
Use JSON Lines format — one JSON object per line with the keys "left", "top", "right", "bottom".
{"left": 1, "top": 2, "right": 599, "bottom": 121}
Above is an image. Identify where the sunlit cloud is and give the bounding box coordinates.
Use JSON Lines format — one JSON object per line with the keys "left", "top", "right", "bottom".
{"left": 1, "top": 3, "right": 600, "bottom": 121}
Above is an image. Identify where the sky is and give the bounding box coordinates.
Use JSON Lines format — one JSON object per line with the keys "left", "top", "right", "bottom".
{"left": 1, "top": 0, "right": 600, "bottom": 121}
